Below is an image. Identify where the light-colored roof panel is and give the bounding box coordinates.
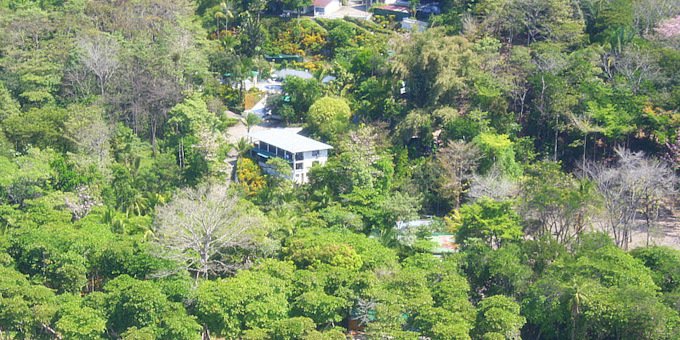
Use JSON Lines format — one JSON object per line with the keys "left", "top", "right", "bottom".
{"left": 314, "top": 0, "right": 335, "bottom": 7}
{"left": 273, "top": 69, "right": 314, "bottom": 80}
{"left": 249, "top": 128, "right": 333, "bottom": 153}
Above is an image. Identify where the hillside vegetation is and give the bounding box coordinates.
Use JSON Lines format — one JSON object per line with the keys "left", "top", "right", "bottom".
{"left": 0, "top": 0, "right": 678, "bottom": 339}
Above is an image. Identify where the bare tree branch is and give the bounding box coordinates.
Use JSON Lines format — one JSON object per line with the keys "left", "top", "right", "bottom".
{"left": 79, "top": 33, "right": 119, "bottom": 96}
{"left": 583, "top": 147, "right": 677, "bottom": 249}
{"left": 153, "top": 184, "right": 269, "bottom": 279}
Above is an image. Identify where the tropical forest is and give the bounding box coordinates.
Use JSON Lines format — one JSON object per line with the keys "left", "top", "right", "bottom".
{"left": 0, "top": 0, "right": 679, "bottom": 338}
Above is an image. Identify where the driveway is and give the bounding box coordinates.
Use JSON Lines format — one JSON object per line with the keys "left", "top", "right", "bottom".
{"left": 244, "top": 96, "right": 269, "bottom": 118}
{"left": 325, "top": 5, "right": 371, "bottom": 19}
{"left": 225, "top": 111, "right": 278, "bottom": 144}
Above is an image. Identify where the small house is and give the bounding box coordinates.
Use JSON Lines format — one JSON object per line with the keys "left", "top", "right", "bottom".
{"left": 313, "top": 0, "right": 341, "bottom": 17}
{"left": 249, "top": 128, "right": 333, "bottom": 184}
{"left": 372, "top": 4, "right": 410, "bottom": 21}
{"left": 401, "top": 18, "right": 428, "bottom": 32}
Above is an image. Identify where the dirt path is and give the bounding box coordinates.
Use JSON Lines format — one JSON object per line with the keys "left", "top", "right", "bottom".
{"left": 225, "top": 111, "right": 281, "bottom": 145}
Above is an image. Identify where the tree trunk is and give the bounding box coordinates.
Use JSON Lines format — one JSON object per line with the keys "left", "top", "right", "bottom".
{"left": 553, "top": 114, "right": 559, "bottom": 162}
{"left": 202, "top": 325, "right": 211, "bottom": 340}
{"left": 99, "top": 76, "right": 105, "bottom": 97}
{"left": 178, "top": 138, "right": 185, "bottom": 169}
{"left": 151, "top": 117, "right": 158, "bottom": 155}
{"left": 41, "top": 323, "right": 62, "bottom": 339}
{"left": 646, "top": 211, "right": 651, "bottom": 247}
{"left": 582, "top": 134, "right": 587, "bottom": 170}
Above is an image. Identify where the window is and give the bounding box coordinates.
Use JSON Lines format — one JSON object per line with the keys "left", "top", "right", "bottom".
{"left": 312, "top": 150, "right": 320, "bottom": 157}
{"left": 295, "top": 162, "right": 303, "bottom": 170}
{"left": 295, "top": 153, "right": 303, "bottom": 161}
{"left": 260, "top": 142, "right": 270, "bottom": 151}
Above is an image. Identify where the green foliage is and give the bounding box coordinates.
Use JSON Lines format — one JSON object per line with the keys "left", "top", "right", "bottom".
{"left": 275, "top": 77, "right": 323, "bottom": 123}
{"left": 462, "top": 242, "right": 533, "bottom": 298}
{"left": 271, "top": 317, "right": 316, "bottom": 339}
{"left": 0, "top": 265, "right": 56, "bottom": 337}
{"left": 167, "top": 92, "right": 226, "bottom": 182}
{"left": 631, "top": 247, "right": 680, "bottom": 293}
{"left": 392, "top": 27, "right": 472, "bottom": 108}
{"left": 586, "top": 101, "right": 636, "bottom": 141}
{"left": 0, "top": 0, "right": 678, "bottom": 338}
{"left": 474, "top": 295, "right": 526, "bottom": 340}
{"left": 455, "top": 199, "right": 523, "bottom": 249}
{"left": 284, "top": 227, "right": 398, "bottom": 271}
{"left": 104, "top": 275, "right": 200, "bottom": 339}
{"left": 55, "top": 295, "right": 107, "bottom": 339}
{"left": 193, "top": 270, "right": 289, "bottom": 338}
{"left": 523, "top": 238, "right": 680, "bottom": 339}
{"left": 293, "top": 290, "right": 350, "bottom": 326}
{"left": 0, "top": 82, "right": 20, "bottom": 120}
{"left": 352, "top": 77, "right": 401, "bottom": 121}
{"left": 306, "top": 96, "right": 351, "bottom": 141}
{"left": 269, "top": 18, "right": 326, "bottom": 56}
{"left": 472, "top": 132, "right": 522, "bottom": 178}
{"left": 3, "top": 105, "right": 72, "bottom": 152}
{"left": 520, "top": 161, "right": 600, "bottom": 244}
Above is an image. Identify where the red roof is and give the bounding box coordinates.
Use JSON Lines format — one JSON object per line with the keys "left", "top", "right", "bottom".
{"left": 376, "top": 4, "right": 410, "bottom": 13}
{"left": 314, "top": 0, "right": 335, "bottom": 7}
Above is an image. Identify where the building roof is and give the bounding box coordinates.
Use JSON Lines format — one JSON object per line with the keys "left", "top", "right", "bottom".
{"left": 314, "top": 0, "right": 335, "bottom": 7}
{"left": 375, "top": 4, "right": 410, "bottom": 13}
{"left": 395, "top": 219, "right": 434, "bottom": 231}
{"left": 249, "top": 128, "right": 333, "bottom": 153}
{"left": 273, "top": 68, "right": 314, "bottom": 80}
{"left": 428, "top": 233, "right": 458, "bottom": 254}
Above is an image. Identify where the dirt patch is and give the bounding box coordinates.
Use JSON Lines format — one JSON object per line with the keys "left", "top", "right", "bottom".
{"left": 590, "top": 213, "right": 680, "bottom": 250}
{"left": 628, "top": 215, "right": 680, "bottom": 249}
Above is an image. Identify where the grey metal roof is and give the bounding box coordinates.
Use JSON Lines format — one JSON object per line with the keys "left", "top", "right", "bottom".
{"left": 273, "top": 69, "right": 314, "bottom": 80}
{"left": 249, "top": 129, "right": 333, "bottom": 153}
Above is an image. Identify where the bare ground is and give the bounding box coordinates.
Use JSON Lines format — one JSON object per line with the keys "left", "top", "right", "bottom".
{"left": 591, "top": 212, "right": 680, "bottom": 250}
{"left": 628, "top": 215, "right": 680, "bottom": 249}
{"left": 225, "top": 111, "right": 284, "bottom": 144}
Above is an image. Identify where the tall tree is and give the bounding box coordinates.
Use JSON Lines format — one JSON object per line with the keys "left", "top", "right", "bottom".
{"left": 435, "top": 140, "right": 481, "bottom": 209}
{"left": 153, "top": 184, "right": 268, "bottom": 279}
{"left": 584, "top": 147, "right": 677, "bottom": 249}
{"left": 306, "top": 96, "right": 351, "bottom": 142}
{"left": 79, "top": 33, "right": 119, "bottom": 96}
{"left": 244, "top": 112, "right": 262, "bottom": 134}
{"left": 519, "top": 162, "right": 599, "bottom": 244}
{"left": 473, "top": 295, "right": 526, "bottom": 339}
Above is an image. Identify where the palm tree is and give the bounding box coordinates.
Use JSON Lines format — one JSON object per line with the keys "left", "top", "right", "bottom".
{"left": 244, "top": 112, "right": 262, "bottom": 133}
{"left": 409, "top": 0, "right": 420, "bottom": 18}
{"left": 567, "top": 281, "right": 589, "bottom": 340}
{"left": 123, "top": 191, "right": 149, "bottom": 216}
{"left": 214, "top": 1, "right": 234, "bottom": 38}
{"left": 568, "top": 110, "right": 603, "bottom": 170}
{"left": 234, "top": 137, "right": 253, "bottom": 157}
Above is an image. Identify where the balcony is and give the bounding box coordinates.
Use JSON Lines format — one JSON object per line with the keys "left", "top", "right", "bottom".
{"left": 251, "top": 147, "right": 293, "bottom": 166}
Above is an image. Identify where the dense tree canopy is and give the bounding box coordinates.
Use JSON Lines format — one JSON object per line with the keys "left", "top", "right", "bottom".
{"left": 0, "top": 0, "right": 677, "bottom": 338}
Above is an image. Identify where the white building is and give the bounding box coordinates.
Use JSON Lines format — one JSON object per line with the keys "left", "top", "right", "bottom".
{"left": 401, "top": 18, "right": 428, "bottom": 32}
{"left": 313, "top": 0, "right": 341, "bottom": 17}
{"left": 248, "top": 128, "right": 333, "bottom": 184}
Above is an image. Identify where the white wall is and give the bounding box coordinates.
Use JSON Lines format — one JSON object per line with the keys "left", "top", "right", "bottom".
{"left": 293, "top": 149, "right": 329, "bottom": 184}
{"left": 315, "top": 0, "right": 341, "bottom": 17}
{"left": 326, "top": 0, "right": 340, "bottom": 14}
